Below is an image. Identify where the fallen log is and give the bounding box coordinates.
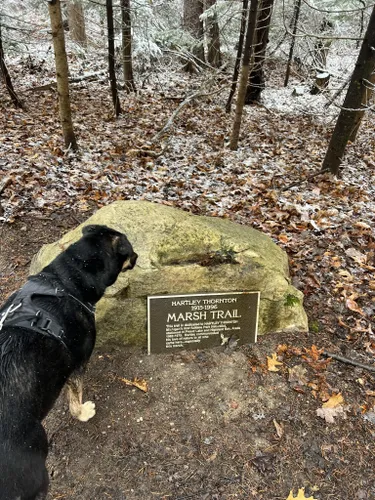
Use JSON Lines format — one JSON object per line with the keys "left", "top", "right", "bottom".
{"left": 28, "top": 71, "right": 107, "bottom": 92}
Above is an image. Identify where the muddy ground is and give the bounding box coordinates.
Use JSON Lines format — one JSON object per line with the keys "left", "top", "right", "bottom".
{"left": 1, "top": 215, "right": 374, "bottom": 500}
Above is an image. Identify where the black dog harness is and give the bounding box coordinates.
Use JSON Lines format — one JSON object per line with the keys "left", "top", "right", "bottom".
{"left": 0, "top": 280, "right": 95, "bottom": 348}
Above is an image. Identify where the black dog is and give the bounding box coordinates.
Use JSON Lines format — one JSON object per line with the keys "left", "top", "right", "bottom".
{"left": 0, "top": 225, "right": 137, "bottom": 500}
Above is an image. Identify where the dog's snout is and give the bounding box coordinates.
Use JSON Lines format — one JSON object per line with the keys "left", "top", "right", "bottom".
{"left": 121, "top": 252, "right": 138, "bottom": 272}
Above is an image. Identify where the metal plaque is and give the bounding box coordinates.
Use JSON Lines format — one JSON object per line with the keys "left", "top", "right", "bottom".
{"left": 147, "top": 291, "right": 259, "bottom": 354}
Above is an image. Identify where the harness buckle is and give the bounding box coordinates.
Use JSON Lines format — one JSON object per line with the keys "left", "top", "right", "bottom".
{"left": 31, "top": 311, "right": 52, "bottom": 332}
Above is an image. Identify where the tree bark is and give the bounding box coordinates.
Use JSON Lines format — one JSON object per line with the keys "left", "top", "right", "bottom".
{"left": 357, "top": 0, "right": 366, "bottom": 49}
{"left": 183, "top": 0, "right": 205, "bottom": 70}
{"left": 0, "top": 20, "right": 23, "bottom": 108}
{"left": 245, "top": 0, "right": 274, "bottom": 104}
{"left": 67, "top": 0, "right": 87, "bottom": 47}
{"left": 106, "top": 0, "right": 122, "bottom": 116}
{"left": 322, "top": 5, "right": 375, "bottom": 175}
{"left": 310, "top": 19, "right": 333, "bottom": 95}
{"left": 48, "top": 0, "right": 78, "bottom": 150}
{"left": 229, "top": 0, "right": 259, "bottom": 150}
{"left": 226, "top": 0, "right": 249, "bottom": 113}
{"left": 206, "top": 0, "right": 221, "bottom": 67}
{"left": 284, "top": 0, "right": 301, "bottom": 87}
{"left": 121, "top": 0, "right": 136, "bottom": 93}
{"left": 348, "top": 72, "right": 375, "bottom": 141}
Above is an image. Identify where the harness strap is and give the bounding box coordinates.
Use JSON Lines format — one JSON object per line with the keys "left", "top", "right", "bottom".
{"left": 0, "top": 280, "right": 95, "bottom": 349}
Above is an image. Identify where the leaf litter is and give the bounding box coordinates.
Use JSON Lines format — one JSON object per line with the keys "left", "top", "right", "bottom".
{"left": 1, "top": 62, "right": 375, "bottom": 499}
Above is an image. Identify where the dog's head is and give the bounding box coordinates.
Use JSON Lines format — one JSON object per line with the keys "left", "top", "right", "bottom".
{"left": 46, "top": 225, "right": 138, "bottom": 302}
{"left": 83, "top": 225, "right": 137, "bottom": 270}
{"left": 81, "top": 225, "right": 138, "bottom": 285}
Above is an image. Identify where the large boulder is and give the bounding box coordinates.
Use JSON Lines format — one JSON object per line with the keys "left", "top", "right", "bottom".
{"left": 30, "top": 201, "right": 308, "bottom": 345}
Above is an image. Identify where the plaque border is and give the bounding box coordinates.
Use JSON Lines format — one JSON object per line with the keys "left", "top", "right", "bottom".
{"left": 147, "top": 291, "right": 260, "bottom": 355}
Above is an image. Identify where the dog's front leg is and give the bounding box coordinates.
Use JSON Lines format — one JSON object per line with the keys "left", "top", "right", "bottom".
{"left": 66, "top": 369, "right": 96, "bottom": 422}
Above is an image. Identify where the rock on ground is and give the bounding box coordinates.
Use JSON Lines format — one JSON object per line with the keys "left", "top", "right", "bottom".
{"left": 30, "top": 201, "right": 307, "bottom": 345}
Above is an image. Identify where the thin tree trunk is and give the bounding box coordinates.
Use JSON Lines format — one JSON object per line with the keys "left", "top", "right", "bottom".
{"left": 0, "top": 20, "right": 23, "bottom": 108}
{"left": 226, "top": 0, "right": 249, "bottom": 113}
{"left": 48, "top": 0, "right": 78, "bottom": 150}
{"left": 229, "top": 0, "right": 259, "bottom": 150}
{"left": 67, "top": 0, "right": 87, "bottom": 47}
{"left": 245, "top": 0, "right": 274, "bottom": 104}
{"left": 206, "top": 0, "right": 221, "bottom": 67}
{"left": 284, "top": 0, "right": 301, "bottom": 87}
{"left": 184, "top": 0, "right": 205, "bottom": 70}
{"left": 121, "top": 0, "right": 136, "bottom": 93}
{"left": 106, "top": 0, "right": 122, "bottom": 116}
{"left": 322, "top": 5, "right": 375, "bottom": 175}
{"left": 357, "top": 0, "right": 366, "bottom": 49}
{"left": 349, "top": 72, "right": 375, "bottom": 141}
{"left": 310, "top": 19, "right": 333, "bottom": 95}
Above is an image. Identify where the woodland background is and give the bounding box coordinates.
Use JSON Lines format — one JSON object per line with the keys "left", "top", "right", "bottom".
{"left": 1, "top": 1, "right": 375, "bottom": 499}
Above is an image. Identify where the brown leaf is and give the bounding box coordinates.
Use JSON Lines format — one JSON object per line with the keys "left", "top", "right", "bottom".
{"left": 345, "top": 247, "right": 367, "bottom": 265}
{"left": 288, "top": 365, "right": 308, "bottom": 386}
{"left": 303, "top": 345, "right": 323, "bottom": 362}
{"left": 273, "top": 419, "right": 284, "bottom": 438}
{"left": 119, "top": 377, "right": 149, "bottom": 393}
{"left": 267, "top": 353, "right": 283, "bottom": 372}
{"left": 316, "top": 393, "right": 346, "bottom": 423}
{"left": 346, "top": 298, "right": 364, "bottom": 315}
{"left": 323, "top": 393, "right": 344, "bottom": 408}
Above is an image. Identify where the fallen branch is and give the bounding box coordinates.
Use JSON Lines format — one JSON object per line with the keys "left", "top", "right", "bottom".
{"left": 162, "top": 48, "right": 215, "bottom": 72}
{"left": 151, "top": 93, "right": 198, "bottom": 143}
{"left": 281, "top": 168, "right": 329, "bottom": 191}
{"left": 151, "top": 84, "right": 229, "bottom": 143}
{"left": 126, "top": 148, "right": 164, "bottom": 159}
{"left": 28, "top": 71, "right": 106, "bottom": 92}
{"left": 323, "top": 351, "right": 375, "bottom": 373}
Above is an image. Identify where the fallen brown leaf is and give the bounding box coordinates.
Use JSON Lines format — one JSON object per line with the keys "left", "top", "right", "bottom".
{"left": 119, "top": 376, "right": 149, "bottom": 393}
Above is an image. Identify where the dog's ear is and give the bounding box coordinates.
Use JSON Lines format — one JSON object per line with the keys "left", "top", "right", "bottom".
{"left": 111, "top": 234, "right": 138, "bottom": 270}
{"left": 111, "top": 234, "right": 131, "bottom": 256}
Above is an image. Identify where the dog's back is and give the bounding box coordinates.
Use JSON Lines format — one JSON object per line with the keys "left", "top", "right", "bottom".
{"left": 0, "top": 225, "right": 138, "bottom": 499}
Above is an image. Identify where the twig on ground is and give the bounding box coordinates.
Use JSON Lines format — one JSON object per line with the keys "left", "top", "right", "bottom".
{"left": 323, "top": 351, "right": 375, "bottom": 373}
{"left": 151, "top": 84, "right": 228, "bottom": 143}
{"left": 281, "top": 168, "right": 329, "bottom": 191}
{"left": 0, "top": 176, "right": 12, "bottom": 195}
{"left": 28, "top": 72, "right": 107, "bottom": 92}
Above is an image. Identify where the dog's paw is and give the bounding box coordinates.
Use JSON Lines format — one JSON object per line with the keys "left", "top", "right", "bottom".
{"left": 77, "top": 400, "right": 96, "bottom": 422}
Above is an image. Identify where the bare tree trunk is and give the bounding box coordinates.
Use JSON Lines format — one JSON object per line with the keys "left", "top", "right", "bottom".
{"left": 322, "top": 5, "right": 375, "bottom": 175}
{"left": 67, "top": 0, "right": 87, "bottom": 47}
{"left": 310, "top": 19, "right": 333, "bottom": 95}
{"left": 106, "top": 0, "right": 122, "bottom": 116}
{"left": 229, "top": 0, "right": 259, "bottom": 150}
{"left": 121, "top": 0, "right": 136, "bottom": 93}
{"left": 245, "top": 0, "right": 274, "bottom": 104}
{"left": 284, "top": 0, "right": 301, "bottom": 87}
{"left": 349, "top": 72, "right": 375, "bottom": 141}
{"left": 184, "top": 0, "right": 204, "bottom": 71}
{"left": 48, "top": 0, "right": 78, "bottom": 150}
{"left": 226, "top": 0, "right": 248, "bottom": 113}
{"left": 0, "top": 20, "right": 23, "bottom": 109}
{"left": 357, "top": 0, "right": 366, "bottom": 49}
{"left": 206, "top": 0, "right": 221, "bottom": 67}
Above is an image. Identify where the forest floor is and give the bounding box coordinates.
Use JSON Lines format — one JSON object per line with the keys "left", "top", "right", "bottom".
{"left": 1, "top": 61, "right": 375, "bottom": 499}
